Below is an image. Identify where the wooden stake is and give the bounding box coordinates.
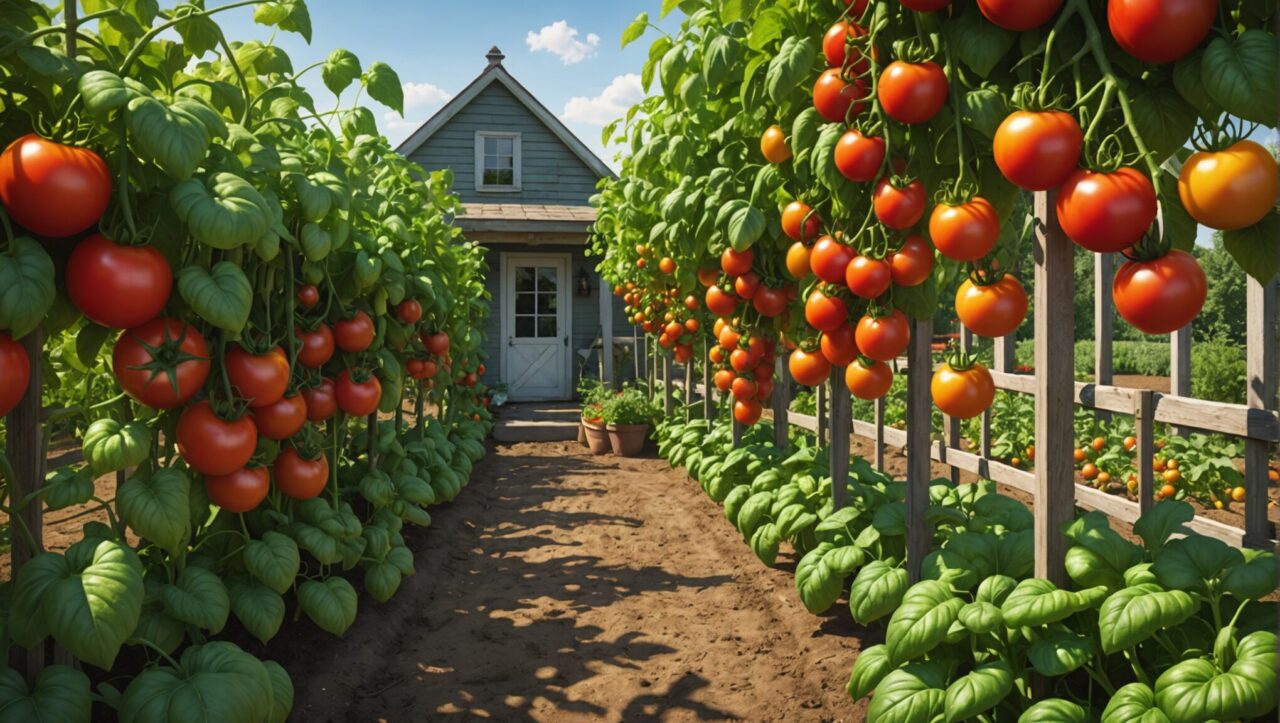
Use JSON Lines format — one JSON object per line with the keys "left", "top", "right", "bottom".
{"left": 7, "top": 329, "right": 45, "bottom": 676}
{"left": 773, "top": 356, "right": 789, "bottom": 452}
{"left": 906, "top": 319, "right": 933, "bottom": 582}
{"left": 1244, "top": 277, "right": 1277, "bottom": 548}
{"left": 829, "top": 366, "right": 851, "bottom": 511}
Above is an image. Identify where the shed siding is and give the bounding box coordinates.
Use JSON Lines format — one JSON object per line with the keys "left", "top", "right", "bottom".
{"left": 407, "top": 82, "right": 600, "bottom": 206}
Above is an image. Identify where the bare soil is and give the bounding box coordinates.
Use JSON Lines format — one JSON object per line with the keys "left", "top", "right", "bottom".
{"left": 263, "top": 440, "right": 870, "bottom": 722}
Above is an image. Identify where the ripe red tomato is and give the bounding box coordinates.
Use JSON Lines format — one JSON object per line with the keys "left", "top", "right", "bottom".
{"left": 336, "top": 370, "right": 382, "bottom": 416}
{"left": 296, "top": 324, "right": 335, "bottom": 369}
{"left": 0, "top": 134, "right": 111, "bottom": 237}
{"left": 424, "top": 331, "right": 450, "bottom": 355}
{"left": 302, "top": 379, "right": 338, "bottom": 422}
{"left": 730, "top": 348, "right": 755, "bottom": 373}
{"left": 697, "top": 268, "right": 719, "bottom": 287}
{"left": 226, "top": 346, "right": 289, "bottom": 409}
{"left": 846, "top": 359, "right": 893, "bottom": 400}
{"left": 1112, "top": 250, "right": 1206, "bottom": 334}
{"left": 296, "top": 284, "right": 319, "bottom": 309}
{"left": 810, "top": 236, "right": 856, "bottom": 284}
{"left": 1177, "top": 140, "right": 1278, "bottom": 231}
{"left": 204, "top": 466, "right": 270, "bottom": 513}
{"left": 274, "top": 448, "right": 330, "bottom": 501}
{"left": 753, "top": 287, "right": 788, "bottom": 318}
{"left": 874, "top": 177, "right": 927, "bottom": 229}
{"left": 252, "top": 392, "right": 308, "bottom": 441}
{"left": 786, "top": 242, "right": 812, "bottom": 280}
{"left": 846, "top": 256, "right": 892, "bottom": 299}
{"left": 734, "top": 398, "right": 763, "bottom": 425}
{"left": 929, "top": 197, "right": 1000, "bottom": 261}
{"left": 66, "top": 235, "right": 172, "bottom": 329}
{"left": 978, "top": 0, "right": 1062, "bottom": 30}
{"left": 659, "top": 257, "right": 677, "bottom": 275}
{"left": 805, "top": 288, "right": 848, "bottom": 332}
{"left": 0, "top": 333, "right": 30, "bottom": 417}
{"left": 994, "top": 110, "right": 1082, "bottom": 190}
{"left": 932, "top": 362, "right": 996, "bottom": 419}
{"left": 705, "top": 285, "right": 739, "bottom": 317}
{"left": 901, "top": 0, "right": 951, "bottom": 10}
{"left": 789, "top": 349, "right": 833, "bottom": 387}
{"left": 813, "top": 68, "right": 867, "bottom": 123}
{"left": 855, "top": 310, "right": 911, "bottom": 362}
{"left": 176, "top": 401, "right": 258, "bottom": 477}
{"left": 819, "top": 324, "right": 860, "bottom": 367}
{"left": 877, "top": 61, "right": 948, "bottom": 125}
{"left": 1107, "top": 0, "right": 1216, "bottom": 64}
{"left": 823, "top": 20, "right": 869, "bottom": 72}
{"left": 722, "top": 247, "right": 754, "bottom": 276}
{"left": 956, "top": 274, "right": 1028, "bottom": 338}
{"left": 1057, "top": 168, "right": 1157, "bottom": 253}
{"left": 734, "top": 271, "right": 761, "bottom": 300}
{"left": 782, "top": 201, "right": 822, "bottom": 242}
{"left": 834, "top": 129, "right": 886, "bottom": 183}
{"left": 334, "top": 311, "right": 375, "bottom": 353}
{"left": 890, "top": 235, "right": 935, "bottom": 287}
{"left": 674, "top": 343, "right": 694, "bottom": 364}
{"left": 731, "top": 376, "right": 758, "bottom": 400}
{"left": 719, "top": 325, "right": 741, "bottom": 351}
{"left": 113, "top": 319, "right": 210, "bottom": 409}
{"left": 395, "top": 299, "right": 423, "bottom": 324}
{"left": 714, "top": 369, "right": 735, "bottom": 392}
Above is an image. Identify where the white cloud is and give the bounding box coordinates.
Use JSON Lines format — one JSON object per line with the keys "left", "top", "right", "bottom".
{"left": 382, "top": 81, "right": 452, "bottom": 134}
{"left": 526, "top": 20, "right": 600, "bottom": 65}
{"left": 561, "top": 73, "right": 643, "bottom": 126}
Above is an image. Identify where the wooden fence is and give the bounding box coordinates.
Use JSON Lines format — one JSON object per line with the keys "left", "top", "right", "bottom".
{"left": 653, "top": 190, "right": 1279, "bottom": 584}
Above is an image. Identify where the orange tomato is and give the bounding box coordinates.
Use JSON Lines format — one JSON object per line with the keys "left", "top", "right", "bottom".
{"left": 760, "top": 125, "right": 792, "bottom": 164}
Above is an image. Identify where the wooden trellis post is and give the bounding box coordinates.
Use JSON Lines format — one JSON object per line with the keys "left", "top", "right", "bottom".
{"left": 873, "top": 397, "right": 886, "bottom": 471}
{"left": 684, "top": 360, "right": 693, "bottom": 422}
{"left": 829, "top": 366, "right": 851, "bottom": 510}
{"left": 1033, "top": 191, "right": 1075, "bottom": 586}
{"left": 1094, "top": 254, "right": 1114, "bottom": 422}
{"left": 816, "top": 380, "right": 828, "bottom": 446}
{"left": 6, "top": 330, "right": 45, "bottom": 676}
{"left": 1170, "top": 326, "right": 1192, "bottom": 437}
{"left": 1135, "top": 390, "right": 1156, "bottom": 513}
{"left": 772, "top": 356, "right": 789, "bottom": 451}
{"left": 905, "top": 320, "right": 933, "bottom": 582}
{"left": 1243, "top": 277, "right": 1277, "bottom": 548}
{"left": 662, "top": 351, "right": 673, "bottom": 417}
{"left": 702, "top": 337, "right": 713, "bottom": 420}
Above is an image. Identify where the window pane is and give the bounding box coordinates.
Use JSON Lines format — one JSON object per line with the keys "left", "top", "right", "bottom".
{"left": 515, "top": 267, "right": 535, "bottom": 292}
{"left": 537, "top": 267, "right": 557, "bottom": 293}
{"left": 495, "top": 169, "right": 513, "bottom": 185}
{"left": 515, "top": 316, "right": 535, "bottom": 337}
{"left": 497, "top": 138, "right": 513, "bottom": 156}
{"left": 515, "top": 293, "right": 535, "bottom": 314}
{"left": 537, "top": 316, "right": 557, "bottom": 338}
{"left": 537, "top": 293, "right": 556, "bottom": 314}
{"left": 484, "top": 137, "right": 498, "bottom": 154}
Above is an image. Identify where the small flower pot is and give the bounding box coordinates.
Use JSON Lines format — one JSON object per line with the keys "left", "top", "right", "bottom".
{"left": 606, "top": 423, "right": 649, "bottom": 457}
{"left": 577, "top": 420, "right": 589, "bottom": 447}
{"left": 582, "top": 418, "right": 611, "bottom": 455}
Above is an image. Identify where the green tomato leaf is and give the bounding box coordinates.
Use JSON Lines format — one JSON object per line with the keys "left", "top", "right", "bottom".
{"left": 1172, "top": 51, "right": 1218, "bottom": 117}
{"left": 41, "top": 538, "right": 144, "bottom": 670}
{"left": 1200, "top": 30, "right": 1278, "bottom": 125}
{"left": 118, "top": 468, "right": 190, "bottom": 552}
{"left": 621, "top": 12, "right": 648, "bottom": 48}
{"left": 79, "top": 69, "right": 142, "bottom": 116}
{"left": 229, "top": 581, "right": 285, "bottom": 644}
{"left": 82, "top": 418, "right": 151, "bottom": 477}
{"left": 1223, "top": 212, "right": 1280, "bottom": 285}
{"left": 170, "top": 172, "right": 272, "bottom": 250}
{"left": 765, "top": 36, "right": 816, "bottom": 104}
{"left": 162, "top": 566, "right": 229, "bottom": 633}
{"left": 949, "top": 7, "right": 1015, "bottom": 78}
{"left": 263, "top": 660, "right": 294, "bottom": 723}
{"left": 0, "top": 238, "right": 56, "bottom": 339}
{"left": 363, "top": 561, "right": 402, "bottom": 603}
{"left": 943, "top": 661, "right": 1012, "bottom": 722}
{"left": 362, "top": 61, "right": 404, "bottom": 114}
{"left": 178, "top": 262, "right": 253, "bottom": 333}
{"left": 298, "top": 577, "right": 358, "bottom": 637}
{"left": 42, "top": 467, "right": 95, "bottom": 511}
{"left": 127, "top": 97, "right": 209, "bottom": 180}
{"left": 120, "top": 641, "right": 275, "bottom": 723}
{"left": 0, "top": 665, "right": 91, "bottom": 722}
{"left": 848, "top": 560, "right": 908, "bottom": 625}
{"left": 1128, "top": 85, "right": 1197, "bottom": 164}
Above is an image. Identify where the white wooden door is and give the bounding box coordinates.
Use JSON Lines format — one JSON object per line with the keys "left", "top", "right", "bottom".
{"left": 502, "top": 255, "right": 570, "bottom": 401}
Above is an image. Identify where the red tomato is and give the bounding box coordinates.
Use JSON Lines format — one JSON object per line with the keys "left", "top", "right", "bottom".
{"left": 786, "top": 242, "right": 812, "bottom": 280}
{"left": 1057, "top": 168, "right": 1157, "bottom": 253}
{"left": 823, "top": 20, "right": 870, "bottom": 72}
{"left": 820, "top": 324, "right": 860, "bottom": 367}
{"left": 302, "top": 379, "right": 338, "bottom": 422}
{"left": 789, "top": 349, "right": 833, "bottom": 387}
{"left": 877, "top": 61, "right": 948, "bottom": 125}
{"left": 813, "top": 68, "right": 867, "bottom": 123}
{"left": 956, "top": 274, "right": 1028, "bottom": 338}
{"left": 901, "top": 0, "right": 951, "bottom": 9}
{"left": 252, "top": 392, "right": 308, "bottom": 441}
{"left": 424, "top": 331, "right": 450, "bottom": 355}
{"left": 810, "top": 236, "right": 856, "bottom": 284}
{"left": 296, "top": 324, "right": 335, "bottom": 369}
{"left": 1112, "top": 250, "right": 1206, "bottom": 334}
{"left": 0, "top": 134, "right": 111, "bottom": 237}
{"left": 890, "top": 235, "right": 935, "bottom": 287}
{"left": 734, "top": 398, "right": 763, "bottom": 425}
{"left": 994, "top": 111, "right": 1082, "bottom": 190}
{"left": 874, "top": 177, "right": 927, "bottom": 229}
{"left": 753, "top": 287, "right": 788, "bottom": 318}
{"left": 734, "top": 271, "right": 761, "bottom": 300}
{"left": 846, "top": 359, "right": 893, "bottom": 400}
{"left": 697, "top": 267, "right": 719, "bottom": 287}
{"left": 929, "top": 197, "right": 1000, "bottom": 261}
{"left": 845, "top": 0, "right": 870, "bottom": 13}
{"left": 226, "top": 346, "right": 290, "bottom": 409}
{"left": 756, "top": 377, "right": 775, "bottom": 400}
{"left": 846, "top": 256, "right": 892, "bottom": 299}
{"left": 395, "top": 299, "right": 423, "bottom": 324}
{"left": 855, "top": 310, "right": 911, "bottom": 362}
{"left": 1107, "top": 0, "right": 1216, "bottom": 64}
{"left": 834, "top": 129, "right": 886, "bottom": 183}
{"left": 805, "top": 288, "right": 849, "bottom": 332}
{"left": 0, "top": 332, "right": 30, "bottom": 417}
{"left": 714, "top": 369, "right": 735, "bottom": 392}
{"left": 730, "top": 348, "right": 755, "bottom": 373}
{"left": 464, "top": 372, "right": 477, "bottom": 387}
{"left": 721, "top": 247, "right": 754, "bottom": 276}
{"left": 719, "top": 325, "right": 741, "bottom": 351}
{"left": 674, "top": 343, "right": 693, "bottom": 365}
{"left": 421, "top": 359, "right": 439, "bottom": 378}
{"left": 204, "top": 466, "right": 270, "bottom": 513}
{"left": 932, "top": 362, "right": 996, "bottom": 419}
{"left": 782, "top": 201, "right": 822, "bottom": 242}
{"left": 274, "top": 448, "right": 330, "bottom": 501}
{"left": 978, "top": 0, "right": 1063, "bottom": 30}
{"left": 334, "top": 311, "right": 375, "bottom": 353}
{"left": 336, "top": 370, "right": 382, "bottom": 416}
{"left": 176, "top": 401, "right": 258, "bottom": 477}
{"left": 731, "top": 376, "right": 758, "bottom": 400}
{"left": 66, "top": 235, "right": 172, "bottom": 329}
{"left": 705, "top": 285, "right": 739, "bottom": 317}
{"left": 113, "top": 319, "right": 210, "bottom": 409}
{"left": 296, "top": 284, "right": 320, "bottom": 308}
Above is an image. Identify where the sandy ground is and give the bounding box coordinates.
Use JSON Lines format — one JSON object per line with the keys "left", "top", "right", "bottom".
{"left": 270, "top": 440, "right": 870, "bottom": 722}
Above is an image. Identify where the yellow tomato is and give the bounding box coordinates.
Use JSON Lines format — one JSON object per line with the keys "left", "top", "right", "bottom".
{"left": 760, "top": 125, "right": 792, "bottom": 164}
{"left": 1178, "top": 140, "right": 1278, "bottom": 230}
{"left": 1231, "top": 486, "right": 1246, "bottom": 503}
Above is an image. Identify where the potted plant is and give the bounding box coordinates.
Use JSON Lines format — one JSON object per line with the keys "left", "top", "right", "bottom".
{"left": 601, "top": 386, "right": 655, "bottom": 457}
{"left": 579, "top": 378, "right": 611, "bottom": 455}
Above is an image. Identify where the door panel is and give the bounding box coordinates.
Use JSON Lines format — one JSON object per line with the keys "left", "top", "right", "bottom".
{"left": 503, "top": 256, "right": 568, "bottom": 400}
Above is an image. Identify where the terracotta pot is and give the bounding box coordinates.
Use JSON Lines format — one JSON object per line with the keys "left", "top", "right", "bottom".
{"left": 606, "top": 423, "right": 649, "bottom": 457}
{"left": 582, "top": 418, "right": 610, "bottom": 455}
{"left": 577, "top": 420, "right": 589, "bottom": 447}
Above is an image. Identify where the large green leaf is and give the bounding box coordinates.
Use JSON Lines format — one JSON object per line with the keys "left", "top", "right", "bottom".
{"left": 298, "top": 577, "right": 358, "bottom": 637}
{"left": 1102, "top": 682, "right": 1170, "bottom": 723}
{"left": 943, "top": 661, "right": 1012, "bottom": 722}
{"left": 1027, "top": 631, "right": 1096, "bottom": 676}
{"left": 117, "top": 468, "right": 190, "bottom": 551}
{"left": 42, "top": 467, "right": 95, "bottom": 511}
{"left": 1154, "top": 631, "right": 1277, "bottom": 723}
{"left": 1133, "top": 500, "right": 1193, "bottom": 553}
{"left": 1001, "top": 578, "right": 1105, "bottom": 628}
{"left": 170, "top": 172, "right": 272, "bottom": 250}
{"left": 162, "top": 566, "right": 229, "bottom": 633}
{"left": 765, "top": 36, "right": 816, "bottom": 103}
{"left": 621, "top": 12, "right": 648, "bottom": 48}
{"left": 1019, "top": 699, "right": 1088, "bottom": 723}
{"left": 957, "top": 601, "right": 1003, "bottom": 634}
{"left": 0, "top": 665, "right": 91, "bottom": 722}
{"left": 321, "top": 49, "right": 361, "bottom": 95}
{"left": 848, "top": 560, "right": 908, "bottom": 625}
{"left": 363, "top": 561, "right": 402, "bottom": 603}
{"left": 229, "top": 581, "right": 285, "bottom": 644}
{"left": 40, "top": 538, "right": 144, "bottom": 670}
{"left": 1223, "top": 213, "right": 1280, "bottom": 285}
{"left": 79, "top": 69, "right": 142, "bottom": 115}
{"left": 127, "top": 97, "right": 209, "bottom": 180}
{"left": 263, "top": 661, "right": 294, "bottom": 723}
{"left": 0, "top": 238, "right": 56, "bottom": 339}
{"left": 885, "top": 580, "right": 963, "bottom": 665}
{"left": 362, "top": 61, "right": 403, "bottom": 114}
{"left": 1152, "top": 534, "right": 1242, "bottom": 593}
{"left": 845, "top": 643, "right": 892, "bottom": 700}
{"left": 1200, "top": 30, "right": 1278, "bottom": 125}
{"left": 795, "top": 542, "right": 864, "bottom": 614}
{"left": 724, "top": 201, "right": 765, "bottom": 252}
{"left": 1128, "top": 85, "right": 1197, "bottom": 164}
{"left": 1098, "top": 583, "right": 1198, "bottom": 654}
{"left": 120, "top": 641, "right": 275, "bottom": 723}
{"left": 866, "top": 662, "right": 947, "bottom": 723}
{"left": 1221, "top": 549, "right": 1279, "bottom": 601}
{"left": 949, "top": 7, "right": 1014, "bottom": 78}
{"left": 82, "top": 418, "right": 151, "bottom": 477}
{"left": 178, "top": 262, "right": 253, "bottom": 333}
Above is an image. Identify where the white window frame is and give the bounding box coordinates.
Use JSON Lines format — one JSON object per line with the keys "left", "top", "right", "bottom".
{"left": 474, "top": 131, "right": 522, "bottom": 193}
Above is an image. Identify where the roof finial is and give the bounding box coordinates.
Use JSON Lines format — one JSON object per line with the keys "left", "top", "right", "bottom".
{"left": 486, "top": 46, "right": 505, "bottom": 67}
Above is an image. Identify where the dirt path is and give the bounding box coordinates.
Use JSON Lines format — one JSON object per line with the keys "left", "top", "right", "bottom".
{"left": 279, "top": 440, "right": 870, "bottom": 722}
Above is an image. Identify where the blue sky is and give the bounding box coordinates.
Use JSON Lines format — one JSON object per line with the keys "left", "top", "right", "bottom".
{"left": 216, "top": 1, "right": 681, "bottom": 170}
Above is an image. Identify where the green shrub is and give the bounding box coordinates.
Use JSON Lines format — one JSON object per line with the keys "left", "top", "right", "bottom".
{"left": 1191, "top": 342, "right": 1246, "bottom": 404}
{"left": 601, "top": 386, "right": 657, "bottom": 425}
{"left": 1016, "top": 340, "right": 1171, "bottom": 379}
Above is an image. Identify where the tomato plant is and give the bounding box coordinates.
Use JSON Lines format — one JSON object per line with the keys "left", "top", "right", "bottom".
{"left": 176, "top": 401, "right": 258, "bottom": 477}
{"left": 204, "top": 466, "right": 270, "bottom": 514}
{"left": 112, "top": 318, "right": 211, "bottom": 410}
{"left": 1113, "top": 249, "right": 1207, "bottom": 334}
{"left": 274, "top": 447, "right": 330, "bottom": 501}
{"left": 1056, "top": 168, "right": 1157, "bottom": 253}
{"left": 65, "top": 234, "right": 172, "bottom": 329}
{"left": 0, "top": 134, "right": 111, "bottom": 238}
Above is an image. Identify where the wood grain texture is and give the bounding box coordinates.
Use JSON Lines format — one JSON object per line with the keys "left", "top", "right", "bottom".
{"left": 773, "top": 357, "right": 790, "bottom": 451}
{"left": 1170, "top": 326, "right": 1192, "bottom": 437}
{"left": 7, "top": 329, "right": 45, "bottom": 675}
{"left": 906, "top": 320, "right": 933, "bottom": 582}
{"left": 1136, "top": 390, "right": 1156, "bottom": 515}
{"left": 1244, "top": 277, "right": 1277, "bottom": 548}
{"left": 829, "top": 367, "right": 851, "bottom": 511}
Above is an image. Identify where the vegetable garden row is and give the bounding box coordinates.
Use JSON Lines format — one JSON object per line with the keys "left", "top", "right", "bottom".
{"left": 0, "top": 2, "right": 492, "bottom": 720}
{"left": 592, "top": 0, "right": 1278, "bottom": 720}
